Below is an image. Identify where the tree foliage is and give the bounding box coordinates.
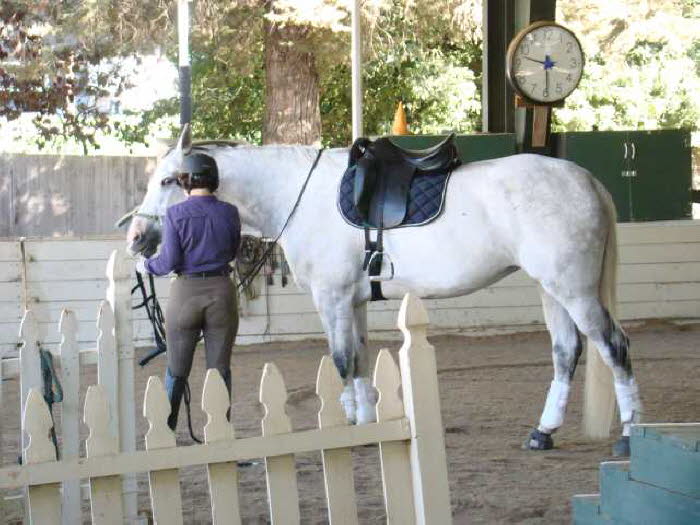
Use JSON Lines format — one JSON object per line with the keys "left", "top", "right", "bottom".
{"left": 1, "top": 1, "right": 697, "bottom": 152}
{"left": 555, "top": 0, "right": 699, "bottom": 132}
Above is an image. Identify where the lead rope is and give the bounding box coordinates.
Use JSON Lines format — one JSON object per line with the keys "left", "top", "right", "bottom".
{"left": 236, "top": 148, "right": 324, "bottom": 291}
{"left": 132, "top": 271, "right": 202, "bottom": 443}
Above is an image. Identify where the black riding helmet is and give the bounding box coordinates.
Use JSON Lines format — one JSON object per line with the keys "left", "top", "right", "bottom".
{"left": 179, "top": 152, "right": 219, "bottom": 192}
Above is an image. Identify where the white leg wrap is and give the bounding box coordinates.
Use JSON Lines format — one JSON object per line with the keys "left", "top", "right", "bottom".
{"left": 340, "top": 384, "right": 356, "bottom": 424}
{"left": 538, "top": 380, "right": 571, "bottom": 434}
{"left": 354, "top": 377, "right": 378, "bottom": 425}
{"left": 615, "top": 380, "right": 642, "bottom": 436}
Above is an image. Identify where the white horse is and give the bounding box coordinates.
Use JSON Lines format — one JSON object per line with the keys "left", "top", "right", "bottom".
{"left": 127, "top": 128, "right": 641, "bottom": 455}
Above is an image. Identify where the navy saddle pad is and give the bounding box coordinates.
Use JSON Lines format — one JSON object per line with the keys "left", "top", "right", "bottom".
{"left": 338, "top": 168, "right": 453, "bottom": 229}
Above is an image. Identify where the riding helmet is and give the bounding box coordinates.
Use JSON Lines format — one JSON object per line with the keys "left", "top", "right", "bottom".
{"left": 179, "top": 152, "right": 219, "bottom": 192}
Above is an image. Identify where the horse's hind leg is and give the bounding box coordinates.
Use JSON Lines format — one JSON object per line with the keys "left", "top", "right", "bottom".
{"left": 527, "top": 290, "right": 583, "bottom": 450}
{"left": 552, "top": 292, "right": 641, "bottom": 455}
{"left": 352, "top": 302, "right": 378, "bottom": 424}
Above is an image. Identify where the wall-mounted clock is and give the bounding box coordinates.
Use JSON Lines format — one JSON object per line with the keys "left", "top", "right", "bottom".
{"left": 506, "top": 21, "right": 585, "bottom": 105}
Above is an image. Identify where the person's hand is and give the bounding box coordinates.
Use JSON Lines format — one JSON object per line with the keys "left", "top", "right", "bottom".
{"left": 135, "top": 255, "right": 149, "bottom": 274}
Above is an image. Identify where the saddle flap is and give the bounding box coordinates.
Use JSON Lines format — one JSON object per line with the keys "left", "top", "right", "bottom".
{"left": 353, "top": 156, "right": 377, "bottom": 221}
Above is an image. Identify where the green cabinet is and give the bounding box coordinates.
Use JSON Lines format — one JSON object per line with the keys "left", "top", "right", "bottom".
{"left": 389, "top": 133, "right": 517, "bottom": 163}
{"left": 554, "top": 130, "right": 692, "bottom": 222}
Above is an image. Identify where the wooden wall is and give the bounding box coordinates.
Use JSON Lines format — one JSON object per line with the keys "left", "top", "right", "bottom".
{"left": 0, "top": 154, "right": 153, "bottom": 237}
{"left": 1, "top": 221, "right": 699, "bottom": 355}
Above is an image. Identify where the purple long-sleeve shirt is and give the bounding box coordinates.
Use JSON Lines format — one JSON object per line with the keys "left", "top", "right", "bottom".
{"left": 145, "top": 195, "right": 241, "bottom": 276}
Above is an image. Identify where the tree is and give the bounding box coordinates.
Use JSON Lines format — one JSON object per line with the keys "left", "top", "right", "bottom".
{"left": 0, "top": 1, "right": 125, "bottom": 153}
{"left": 555, "top": 0, "right": 700, "bottom": 132}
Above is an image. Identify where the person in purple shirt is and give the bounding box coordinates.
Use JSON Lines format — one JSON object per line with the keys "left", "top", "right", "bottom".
{"left": 137, "top": 152, "right": 241, "bottom": 432}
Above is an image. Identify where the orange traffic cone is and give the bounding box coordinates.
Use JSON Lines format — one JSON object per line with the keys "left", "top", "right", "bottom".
{"left": 391, "top": 101, "right": 409, "bottom": 135}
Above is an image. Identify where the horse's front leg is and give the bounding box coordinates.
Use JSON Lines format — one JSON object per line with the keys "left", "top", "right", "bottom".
{"left": 352, "top": 302, "right": 378, "bottom": 424}
{"left": 312, "top": 287, "right": 358, "bottom": 423}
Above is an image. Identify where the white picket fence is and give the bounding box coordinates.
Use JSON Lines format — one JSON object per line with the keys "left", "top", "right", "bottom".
{"left": 0, "top": 249, "right": 139, "bottom": 523}
{"left": 0, "top": 292, "right": 452, "bottom": 524}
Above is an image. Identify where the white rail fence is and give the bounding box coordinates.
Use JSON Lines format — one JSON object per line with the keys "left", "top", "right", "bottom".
{"left": 1, "top": 249, "right": 138, "bottom": 523}
{"left": 2, "top": 221, "right": 700, "bottom": 356}
{"left": 0, "top": 293, "right": 452, "bottom": 524}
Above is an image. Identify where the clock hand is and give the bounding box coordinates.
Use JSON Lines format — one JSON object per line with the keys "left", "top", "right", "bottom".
{"left": 522, "top": 56, "right": 546, "bottom": 65}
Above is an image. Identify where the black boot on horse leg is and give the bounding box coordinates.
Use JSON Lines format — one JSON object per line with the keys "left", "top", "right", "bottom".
{"left": 165, "top": 367, "right": 188, "bottom": 432}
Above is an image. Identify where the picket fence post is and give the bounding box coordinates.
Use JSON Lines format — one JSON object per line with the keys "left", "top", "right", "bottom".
{"left": 106, "top": 249, "right": 138, "bottom": 520}
{"left": 373, "top": 349, "right": 416, "bottom": 524}
{"left": 397, "top": 294, "right": 452, "bottom": 525}
{"left": 19, "top": 311, "right": 42, "bottom": 459}
{"left": 58, "top": 310, "right": 81, "bottom": 525}
{"left": 316, "top": 356, "right": 358, "bottom": 525}
{"left": 202, "top": 369, "right": 242, "bottom": 525}
{"left": 85, "top": 385, "right": 124, "bottom": 524}
{"left": 260, "top": 362, "right": 300, "bottom": 524}
{"left": 144, "top": 376, "right": 184, "bottom": 525}
{"left": 23, "top": 389, "right": 61, "bottom": 524}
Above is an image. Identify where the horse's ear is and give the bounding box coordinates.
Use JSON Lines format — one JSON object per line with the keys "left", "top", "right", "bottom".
{"left": 175, "top": 123, "right": 192, "bottom": 155}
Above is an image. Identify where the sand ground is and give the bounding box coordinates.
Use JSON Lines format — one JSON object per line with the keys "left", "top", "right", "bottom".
{"left": 1, "top": 321, "right": 698, "bottom": 524}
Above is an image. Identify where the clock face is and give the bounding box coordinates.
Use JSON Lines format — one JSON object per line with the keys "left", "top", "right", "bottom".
{"left": 507, "top": 22, "right": 584, "bottom": 104}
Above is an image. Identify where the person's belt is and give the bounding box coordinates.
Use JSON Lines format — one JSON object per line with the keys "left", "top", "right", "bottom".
{"left": 179, "top": 269, "right": 230, "bottom": 279}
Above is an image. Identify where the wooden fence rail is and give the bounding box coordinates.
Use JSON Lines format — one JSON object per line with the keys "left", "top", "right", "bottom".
{"left": 1, "top": 293, "right": 453, "bottom": 524}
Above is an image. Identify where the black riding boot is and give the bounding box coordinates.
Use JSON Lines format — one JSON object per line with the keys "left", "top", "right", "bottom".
{"left": 220, "top": 368, "right": 232, "bottom": 422}
{"left": 165, "top": 368, "right": 188, "bottom": 432}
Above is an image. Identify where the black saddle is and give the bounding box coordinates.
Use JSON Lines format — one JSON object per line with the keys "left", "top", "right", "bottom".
{"left": 350, "top": 134, "right": 460, "bottom": 228}
{"left": 339, "top": 134, "right": 461, "bottom": 300}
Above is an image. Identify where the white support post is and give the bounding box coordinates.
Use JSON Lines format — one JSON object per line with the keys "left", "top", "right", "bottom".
{"left": 144, "top": 377, "right": 184, "bottom": 525}
{"left": 260, "top": 363, "right": 300, "bottom": 524}
{"left": 85, "top": 385, "right": 124, "bottom": 524}
{"left": 373, "top": 349, "right": 416, "bottom": 524}
{"left": 351, "top": 0, "right": 363, "bottom": 140}
{"left": 202, "top": 369, "right": 242, "bottom": 525}
{"left": 58, "top": 310, "right": 81, "bottom": 525}
{"left": 397, "top": 294, "right": 452, "bottom": 525}
{"left": 316, "top": 356, "right": 359, "bottom": 525}
{"left": 19, "top": 311, "right": 42, "bottom": 462}
{"left": 106, "top": 249, "right": 138, "bottom": 520}
{"left": 23, "top": 389, "right": 61, "bottom": 525}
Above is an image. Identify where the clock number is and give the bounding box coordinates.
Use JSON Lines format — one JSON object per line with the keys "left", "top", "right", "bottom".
{"left": 566, "top": 41, "right": 574, "bottom": 54}
{"left": 567, "top": 73, "right": 573, "bottom": 82}
{"left": 543, "top": 88, "right": 549, "bottom": 98}
{"left": 544, "top": 29, "right": 552, "bottom": 40}
{"left": 569, "top": 58, "right": 578, "bottom": 68}
{"left": 515, "top": 58, "right": 522, "bottom": 68}
{"left": 521, "top": 43, "right": 530, "bottom": 55}
{"left": 556, "top": 83, "right": 564, "bottom": 95}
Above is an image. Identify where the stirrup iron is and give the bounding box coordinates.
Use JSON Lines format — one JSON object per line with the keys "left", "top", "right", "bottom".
{"left": 368, "top": 250, "right": 394, "bottom": 281}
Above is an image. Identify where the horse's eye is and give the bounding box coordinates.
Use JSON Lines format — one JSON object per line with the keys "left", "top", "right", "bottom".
{"left": 161, "top": 176, "right": 178, "bottom": 186}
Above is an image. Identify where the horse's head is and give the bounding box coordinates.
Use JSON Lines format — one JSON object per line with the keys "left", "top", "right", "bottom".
{"left": 126, "top": 125, "right": 191, "bottom": 257}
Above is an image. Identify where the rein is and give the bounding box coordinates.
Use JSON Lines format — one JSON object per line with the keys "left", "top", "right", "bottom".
{"left": 236, "top": 147, "right": 325, "bottom": 291}
{"left": 132, "top": 271, "right": 167, "bottom": 367}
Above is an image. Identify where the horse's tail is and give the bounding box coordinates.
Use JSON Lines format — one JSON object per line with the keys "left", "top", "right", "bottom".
{"left": 582, "top": 179, "right": 617, "bottom": 439}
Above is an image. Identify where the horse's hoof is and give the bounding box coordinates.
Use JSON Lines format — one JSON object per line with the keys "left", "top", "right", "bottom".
{"left": 524, "top": 429, "right": 554, "bottom": 450}
{"left": 612, "top": 436, "right": 630, "bottom": 457}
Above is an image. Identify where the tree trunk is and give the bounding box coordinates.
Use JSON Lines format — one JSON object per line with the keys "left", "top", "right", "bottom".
{"left": 263, "top": 22, "right": 321, "bottom": 145}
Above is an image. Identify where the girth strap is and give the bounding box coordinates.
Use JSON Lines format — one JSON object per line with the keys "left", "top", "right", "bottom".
{"left": 363, "top": 228, "right": 386, "bottom": 301}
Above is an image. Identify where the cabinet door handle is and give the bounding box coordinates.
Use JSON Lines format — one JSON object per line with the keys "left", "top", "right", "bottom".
{"left": 631, "top": 142, "right": 636, "bottom": 159}
{"left": 623, "top": 142, "right": 628, "bottom": 159}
